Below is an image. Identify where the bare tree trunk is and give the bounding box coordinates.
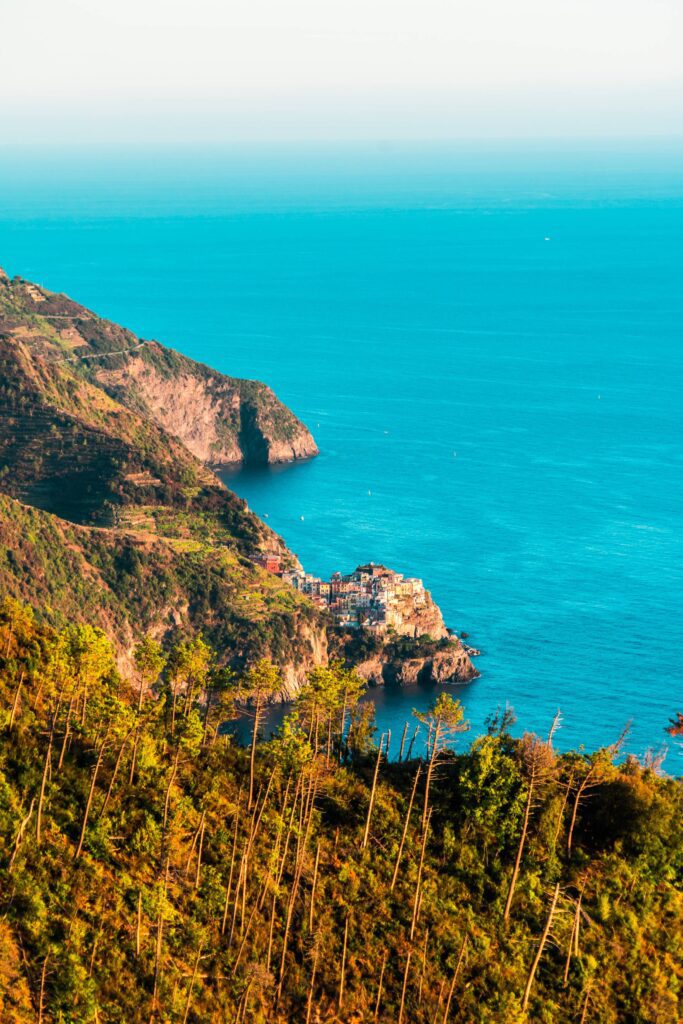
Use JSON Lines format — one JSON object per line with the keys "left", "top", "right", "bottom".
{"left": 373, "top": 950, "right": 388, "bottom": 1021}
{"left": 57, "top": 698, "right": 75, "bottom": 772}
{"left": 194, "top": 819, "right": 205, "bottom": 890}
{"left": 81, "top": 676, "right": 88, "bottom": 727}
{"left": 232, "top": 890, "right": 264, "bottom": 976}
{"left": 434, "top": 979, "right": 445, "bottom": 1023}
{"left": 579, "top": 983, "right": 591, "bottom": 1024}
{"left": 136, "top": 890, "right": 143, "bottom": 958}
{"left": 185, "top": 809, "right": 206, "bottom": 878}
{"left": 398, "top": 721, "right": 409, "bottom": 763}
{"left": 418, "top": 928, "right": 429, "bottom": 1005}
{"left": 248, "top": 694, "right": 263, "bottom": 810}
{"left": 129, "top": 675, "right": 146, "bottom": 784}
{"left": 326, "top": 715, "right": 333, "bottom": 766}
{"left": 362, "top": 733, "right": 385, "bottom": 850}
{"left": 266, "top": 888, "right": 277, "bottom": 974}
{"left": 442, "top": 934, "right": 467, "bottom": 1023}
{"left": 162, "top": 746, "right": 181, "bottom": 832}
{"left": 276, "top": 778, "right": 318, "bottom": 1003}
{"left": 309, "top": 841, "right": 321, "bottom": 932}
{"left": 8, "top": 668, "right": 25, "bottom": 731}
{"left": 182, "top": 947, "right": 202, "bottom": 1024}
{"left": 201, "top": 688, "right": 214, "bottom": 748}
{"left": 567, "top": 771, "right": 593, "bottom": 855}
{"left": 228, "top": 841, "right": 248, "bottom": 947}
{"left": 259, "top": 779, "right": 290, "bottom": 913}
{"left": 129, "top": 732, "right": 141, "bottom": 787}
{"left": 276, "top": 776, "right": 303, "bottom": 886}
{"left": 314, "top": 710, "right": 321, "bottom": 756}
{"left": 305, "top": 939, "right": 319, "bottom": 1024}
{"left": 100, "top": 728, "right": 134, "bottom": 817}
{"left": 4, "top": 618, "right": 14, "bottom": 659}
{"left": 228, "top": 768, "right": 276, "bottom": 940}
{"left": 36, "top": 688, "right": 64, "bottom": 845}
{"left": 38, "top": 955, "right": 49, "bottom": 1024}
{"left": 8, "top": 797, "right": 35, "bottom": 872}
{"left": 338, "top": 912, "right": 350, "bottom": 1013}
{"left": 170, "top": 682, "right": 179, "bottom": 738}
{"left": 75, "top": 727, "right": 111, "bottom": 860}
{"left": 422, "top": 723, "right": 441, "bottom": 830}
{"left": 406, "top": 723, "right": 420, "bottom": 761}
{"left": 391, "top": 764, "right": 421, "bottom": 892}
{"left": 339, "top": 694, "right": 348, "bottom": 760}
{"left": 552, "top": 773, "right": 573, "bottom": 850}
{"left": 563, "top": 888, "right": 583, "bottom": 985}
{"left": 410, "top": 810, "right": 431, "bottom": 941}
{"left": 547, "top": 708, "right": 562, "bottom": 746}
{"left": 150, "top": 856, "right": 169, "bottom": 1022}
{"left": 522, "top": 883, "right": 560, "bottom": 1010}
{"left": 424, "top": 721, "right": 433, "bottom": 761}
{"left": 503, "top": 775, "right": 535, "bottom": 921}
{"left": 221, "top": 806, "right": 241, "bottom": 935}
{"left": 398, "top": 949, "right": 412, "bottom": 1024}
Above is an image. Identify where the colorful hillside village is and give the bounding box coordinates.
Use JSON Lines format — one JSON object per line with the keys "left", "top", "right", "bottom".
{"left": 253, "top": 554, "right": 444, "bottom": 637}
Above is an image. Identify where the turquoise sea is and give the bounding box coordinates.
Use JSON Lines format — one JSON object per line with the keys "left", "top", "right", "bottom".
{"left": 1, "top": 141, "right": 681, "bottom": 762}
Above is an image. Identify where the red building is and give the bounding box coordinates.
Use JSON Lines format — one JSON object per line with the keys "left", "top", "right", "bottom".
{"left": 255, "top": 553, "right": 282, "bottom": 575}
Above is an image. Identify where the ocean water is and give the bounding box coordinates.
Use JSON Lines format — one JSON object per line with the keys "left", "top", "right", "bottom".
{"left": 1, "top": 141, "right": 681, "bottom": 762}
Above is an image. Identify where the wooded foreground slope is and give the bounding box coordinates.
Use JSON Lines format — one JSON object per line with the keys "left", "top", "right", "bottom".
{"left": 0, "top": 601, "right": 680, "bottom": 1023}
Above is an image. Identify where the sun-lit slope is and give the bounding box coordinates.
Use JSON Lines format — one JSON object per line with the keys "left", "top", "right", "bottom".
{"left": 0, "top": 270, "right": 318, "bottom": 469}
{"left": 0, "top": 606, "right": 680, "bottom": 1023}
{"left": 0, "top": 492, "right": 325, "bottom": 687}
{"left": 0, "top": 270, "right": 327, "bottom": 687}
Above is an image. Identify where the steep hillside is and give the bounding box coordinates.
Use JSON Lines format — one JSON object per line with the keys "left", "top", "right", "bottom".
{"left": 0, "top": 267, "right": 468, "bottom": 695}
{"left": 0, "top": 607, "right": 680, "bottom": 1023}
{"left": 93, "top": 343, "right": 318, "bottom": 467}
{"left": 0, "top": 269, "right": 318, "bottom": 468}
{"left": 0, "top": 493, "right": 326, "bottom": 694}
{"left": 0, "top": 268, "right": 326, "bottom": 690}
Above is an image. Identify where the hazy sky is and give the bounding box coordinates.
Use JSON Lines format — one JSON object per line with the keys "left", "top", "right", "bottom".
{"left": 2, "top": 0, "right": 682, "bottom": 143}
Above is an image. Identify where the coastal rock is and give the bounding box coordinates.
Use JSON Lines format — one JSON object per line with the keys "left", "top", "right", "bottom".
{"left": 93, "top": 344, "right": 319, "bottom": 468}
{"left": 354, "top": 640, "right": 478, "bottom": 688}
{"left": 0, "top": 271, "right": 318, "bottom": 469}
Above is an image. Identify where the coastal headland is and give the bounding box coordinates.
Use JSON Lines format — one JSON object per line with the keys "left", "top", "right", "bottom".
{"left": 0, "top": 267, "right": 476, "bottom": 697}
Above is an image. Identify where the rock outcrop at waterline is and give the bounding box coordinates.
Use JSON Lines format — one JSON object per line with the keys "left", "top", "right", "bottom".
{"left": 354, "top": 640, "right": 478, "bottom": 687}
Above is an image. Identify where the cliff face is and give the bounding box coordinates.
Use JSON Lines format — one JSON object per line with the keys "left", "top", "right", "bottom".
{"left": 92, "top": 344, "right": 319, "bottom": 468}
{"left": 354, "top": 640, "right": 478, "bottom": 687}
{"left": 386, "top": 584, "right": 450, "bottom": 640}
{"left": 0, "top": 271, "right": 318, "bottom": 470}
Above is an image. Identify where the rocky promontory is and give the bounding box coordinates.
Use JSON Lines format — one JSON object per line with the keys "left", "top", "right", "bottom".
{"left": 93, "top": 343, "right": 319, "bottom": 468}
{"left": 0, "top": 266, "right": 478, "bottom": 701}
{"left": 0, "top": 271, "right": 318, "bottom": 469}
{"left": 341, "top": 633, "right": 478, "bottom": 688}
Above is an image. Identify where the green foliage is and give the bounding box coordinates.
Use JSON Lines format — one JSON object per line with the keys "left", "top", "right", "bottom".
{"left": 0, "top": 603, "right": 680, "bottom": 1023}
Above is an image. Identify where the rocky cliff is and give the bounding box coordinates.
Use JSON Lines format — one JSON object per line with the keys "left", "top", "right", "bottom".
{"left": 0, "top": 270, "right": 318, "bottom": 469}
{"left": 93, "top": 343, "right": 319, "bottom": 468}
{"left": 354, "top": 641, "right": 478, "bottom": 687}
